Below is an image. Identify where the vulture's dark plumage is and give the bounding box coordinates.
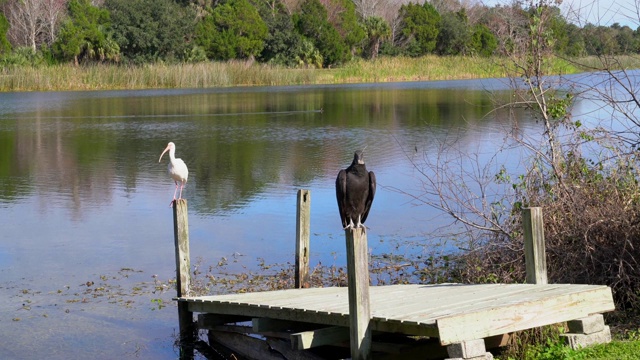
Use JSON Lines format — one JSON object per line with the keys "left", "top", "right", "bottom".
{"left": 335, "top": 150, "right": 376, "bottom": 229}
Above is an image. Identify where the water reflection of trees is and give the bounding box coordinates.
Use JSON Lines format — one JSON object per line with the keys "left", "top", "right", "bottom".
{"left": 0, "top": 85, "right": 511, "bottom": 215}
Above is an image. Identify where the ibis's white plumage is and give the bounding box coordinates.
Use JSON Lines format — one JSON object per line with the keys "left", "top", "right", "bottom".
{"left": 159, "top": 142, "right": 188, "bottom": 206}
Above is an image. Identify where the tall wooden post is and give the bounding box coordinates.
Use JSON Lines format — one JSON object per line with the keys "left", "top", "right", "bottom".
{"left": 295, "top": 189, "right": 311, "bottom": 288}
{"left": 345, "top": 227, "right": 372, "bottom": 360}
{"left": 523, "top": 207, "right": 548, "bottom": 285}
{"left": 173, "top": 199, "right": 195, "bottom": 360}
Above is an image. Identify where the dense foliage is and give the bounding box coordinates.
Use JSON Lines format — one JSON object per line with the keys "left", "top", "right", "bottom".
{"left": 0, "top": 12, "right": 10, "bottom": 55}
{"left": 195, "top": 0, "right": 268, "bottom": 61}
{"left": 294, "top": 0, "right": 348, "bottom": 66}
{"left": 469, "top": 24, "right": 497, "bottom": 57}
{"left": 105, "top": 0, "right": 196, "bottom": 63}
{"left": 52, "top": 0, "right": 119, "bottom": 64}
{"left": 2, "top": 0, "right": 640, "bottom": 68}
{"left": 251, "top": 0, "right": 304, "bottom": 66}
{"left": 363, "top": 16, "right": 390, "bottom": 59}
{"left": 398, "top": 2, "right": 441, "bottom": 56}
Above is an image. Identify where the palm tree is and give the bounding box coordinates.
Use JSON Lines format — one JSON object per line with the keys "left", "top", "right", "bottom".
{"left": 364, "top": 16, "right": 390, "bottom": 60}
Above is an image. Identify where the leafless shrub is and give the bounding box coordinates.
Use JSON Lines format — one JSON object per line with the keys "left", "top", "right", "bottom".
{"left": 455, "top": 151, "right": 640, "bottom": 307}
{"left": 395, "top": 0, "right": 640, "bottom": 317}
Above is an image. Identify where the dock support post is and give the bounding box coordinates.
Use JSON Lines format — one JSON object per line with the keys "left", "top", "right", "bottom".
{"left": 561, "top": 314, "right": 611, "bottom": 349}
{"left": 523, "top": 207, "right": 548, "bottom": 285}
{"left": 446, "top": 339, "right": 493, "bottom": 360}
{"left": 345, "top": 227, "right": 372, "bottom": 360}
{"left": 295, "top": 189, "right": 311, "bottom": 288}
{"left": 173, "top": 199, "right": 195, "bottom": 360}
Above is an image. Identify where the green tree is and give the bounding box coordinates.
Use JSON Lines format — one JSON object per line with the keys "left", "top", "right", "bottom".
{"left": 616, "top": 25, "right": 636, "bottom": 54}
{"left": 195, "top": 0, "right": 268, "bottom": 60}
{"left": 469, "top": 24, "right": 497, "bottom": 57}
{"left": 398, "top": 2, "right": 441, "bottom": 56}
{"left": 561, "top": 23, "right": 585, "bottom": 57}
{"left": 583, "top": 24, "right": 620, "bottom": 55}
{"left": 295, "top": 37, "right": 323, "bottom": 68}
{"left": 251, "top": 0, "right": 304, "bottom": 66}
{"left": 295, "top": 0, "right": 347, "bottom": 67}
{"left": 436, "top": 10, "right": 470, "bottom": 55}
{"left": 0, "top": 12, "right": 10, "bottom": 55}
{"left": 363, "top": 16, "right": 390, "bottom": 60}
{"left": 105, "top": 0, "right": 196, "bottom": 63}
{"left": 53, "top": 0, "right": 120, "bottom": 65}
{"left": 329, "top": 0, "right": 366, "bottom": 57}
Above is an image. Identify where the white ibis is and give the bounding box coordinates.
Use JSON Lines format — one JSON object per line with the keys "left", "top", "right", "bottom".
{"left": 335, "top": 150, "right": 376, "bottom": 229}
{"left": 159, "top": 142, "right": 189, "bottom": 206}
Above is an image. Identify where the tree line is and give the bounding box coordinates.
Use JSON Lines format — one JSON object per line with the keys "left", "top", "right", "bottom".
{"left": 0, "top": 0, "right": 638, "bottom": 68}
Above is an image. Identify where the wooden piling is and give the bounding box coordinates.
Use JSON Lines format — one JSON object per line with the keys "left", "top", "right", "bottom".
{"left": 523, "top": 207, "right": 548, "bottom": 285}
{"left": 295, "top": 189, "right": 311, "bottom": 288}
{"left": 345, "top": 227, "right": 372, "bottom": 360}
{"left": 172, "top": 199, "right": 195, "bottom": 360}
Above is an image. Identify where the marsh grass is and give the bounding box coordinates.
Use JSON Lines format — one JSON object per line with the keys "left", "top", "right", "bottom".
{"left": 0, "top": 55, "right": 591, "bottom": 92}
{"left": 0, "top": 62, "right": 319, "bottom": 91}
{"left": 568, "top": 55, "right": 640, "bottom": 71}
{"left": 333, "top": 56, "right": 509, "bottom": 83}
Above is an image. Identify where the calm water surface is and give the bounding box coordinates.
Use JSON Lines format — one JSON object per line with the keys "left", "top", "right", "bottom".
{"left": 0, "top": 76, "right": 607, "bottom": 359}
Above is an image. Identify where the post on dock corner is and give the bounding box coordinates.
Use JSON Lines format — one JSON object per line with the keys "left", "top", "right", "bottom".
{"left": 523, "top": 207, "right": 548, "bottom": 285}
{"left": 295, "top": 189, "right": 311, "bottom": 288}
{"left": 172, "top": 199, "right": 195, "bottom": 359}
{"left": 345, "top": 227, "right": 372, "bottom": 360}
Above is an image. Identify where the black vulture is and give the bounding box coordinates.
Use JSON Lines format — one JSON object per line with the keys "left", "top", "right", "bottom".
{"left": 335, "top": 150, "right": 376, "bottom": 229}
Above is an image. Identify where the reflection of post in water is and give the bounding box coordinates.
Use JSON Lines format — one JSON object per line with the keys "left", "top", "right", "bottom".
{"left": 172, "top": 199, "right": 195, "bottom": 360}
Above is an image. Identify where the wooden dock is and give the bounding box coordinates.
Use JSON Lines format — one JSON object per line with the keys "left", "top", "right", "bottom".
{"left": 180, "top": 283, "right": 614, "bottom": 347}
{"left": 169, "top": 199, "right": 616, "bottom": 360}
{"left": 179, "top": 283, "right": 613, "bottom": 358}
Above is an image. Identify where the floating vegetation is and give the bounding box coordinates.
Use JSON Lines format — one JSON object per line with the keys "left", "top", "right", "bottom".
{"left": 9, "top": 267, "right": 175, "bottom": 321}
{"left": 8, "top": 243, "right": 461, "bottom": 322}
{"left": 166, "top": 245, "right": 461, "bottom": 298}
{"left": 151, "top": 298, "right": 166, "bottom": 310}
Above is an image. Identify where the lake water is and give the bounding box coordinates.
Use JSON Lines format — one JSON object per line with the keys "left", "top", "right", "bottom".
{"left": 0, "top": 75, "right": 614, "bottom": 359}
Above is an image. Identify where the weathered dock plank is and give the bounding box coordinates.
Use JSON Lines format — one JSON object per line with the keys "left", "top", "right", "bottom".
{"left": 179, "top": 283, "right": 615, "bottom": 346}
{"left": 426, "top": 284, "right": 612, "bottom": 322}
{"left": 371, "top": 284, "right": 523, "bottom": 319}
{"left": 396, "top": 284, "right": 576, "bottom": 321}
{"left": 435, "top": 285, "right": 614, "bottom": 344}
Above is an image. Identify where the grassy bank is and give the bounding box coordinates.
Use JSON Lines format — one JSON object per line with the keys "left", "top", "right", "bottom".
{"left": 0, "top": 55, "right": 587, "bottom": 92}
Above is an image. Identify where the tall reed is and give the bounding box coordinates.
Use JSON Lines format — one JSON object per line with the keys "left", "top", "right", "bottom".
{"left": 0, "top": 56, "right": 593, "bottom": 92}
{"left": 333, "top": 55, "right": 509, "bottom": 83}
{"left": 568, "top": 55, "right": 640, "bottom": 71}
